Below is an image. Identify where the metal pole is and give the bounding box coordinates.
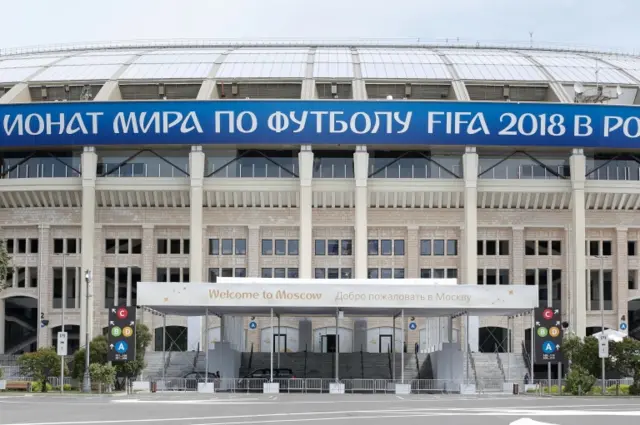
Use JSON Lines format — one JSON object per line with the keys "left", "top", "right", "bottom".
{"left": 392, "top": 315, "right": 396, "bottom": 381}
{"left": 507, "top": 316, "right": 511, "bottom": 381}
{"left": 162, "top": 314, "right": 166, "bottom": 385}
{"left": 82, "top": 270, "right": 92, "bottom": 393}
{"left": 204, "top": 309, "right": 209, "bottom": 384}
{"left": 335, "top": 309, "right": 339, "bottom": 382}
{"left": 547, "top": 362, "right": 551, "bottom": 392}
{"left": 401, "top": 309, "right": 405, "bottom": 384}
{"left": 269, "top": 308, "right": 274, "bottom": 382}
{"left": 277, "top": 315, "right": 281, "bottom": 369}
{"left": 530, "top": 309, "right": 534, "bottom": 383}
{"left": 60, "top": 254, "right": 66, "bottom": 393}
{"left": 599, "top": 257, "right": 606, "bottom": 395}
{"left": 465, "top": 314, "right": 470, "bottom": 381}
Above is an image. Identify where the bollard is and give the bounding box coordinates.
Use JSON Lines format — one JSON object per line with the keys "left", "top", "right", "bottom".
{"left": 513, "top": 383, "right": 519, "bottom": 395}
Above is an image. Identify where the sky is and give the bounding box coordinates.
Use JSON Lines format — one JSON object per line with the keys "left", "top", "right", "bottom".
{"left": 0, "top": 0, "right": 637, "bottom": 53}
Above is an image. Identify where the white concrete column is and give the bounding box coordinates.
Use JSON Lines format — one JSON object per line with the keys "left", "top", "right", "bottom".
{"left": 354, "top": 146, "right": 369, "bottom": 279}
{"left": 407, "top": 225, "right": 419, "bottom": 279}
{"left": 462, "top": 147, "right": 479, "bottom": 351}
{"left": 298, "top": 146, "right": 314, "bottom": 279}
{"left": 616, "top": 227, "right": 629, "bottom": 333}
{"left": 512, "top": 226, "right": 525, "bottom": 285}
{"left": 80, "top": 147, "right": 97, "bottom": 347}
{"left": 247, "top": 226, "right": 260, "bottom": 277}
{"left": 0, "top": 83, "right": 31, "bottom": 104}
{"left": 0, "top": 298, "right": 5, "bottom": 353}
{"left": 188, "top": 146, "right": 205, "bottom": 351}
{"left": 570, "top": 149, "right": 587, "bottom": 338}
{"left": 93, "top": 81, "right": 122, "bottom": 101}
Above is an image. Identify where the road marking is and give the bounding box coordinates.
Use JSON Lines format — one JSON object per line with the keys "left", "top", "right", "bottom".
{"left": 396, "top": 395, "right": 404, "bottom": 400}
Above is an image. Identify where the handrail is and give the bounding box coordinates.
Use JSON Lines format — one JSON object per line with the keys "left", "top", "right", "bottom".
{"left": 387, "top": 346, "right": 393, "bottom": 380}
{"left": 466, "top": 343, "right": 478, "bottom": 386}
{"left": 414, "top": 351, "right": 421, "bottom": 379}
{"left": 360, "top": 346, "right": 364, "bottom": 379}
{"left": 521, "top": 340, "right": 531, "bottom": 376}
{"left": 495, "top": 349, "right": 506, "bottom": 382}
{"left": 248, "top": 343, "right": 254, "bottom": 371}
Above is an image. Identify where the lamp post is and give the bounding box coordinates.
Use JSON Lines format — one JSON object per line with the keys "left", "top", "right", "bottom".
{"left": 82, "top": 269, "right": 92, "bottom": 393}
{"left": 595, "top": 255, "right": 606, "bottom": 395}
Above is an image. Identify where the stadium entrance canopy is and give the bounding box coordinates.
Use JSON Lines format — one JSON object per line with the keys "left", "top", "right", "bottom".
{"left": 137, "top": 278, "right": 539, "bottom": 390}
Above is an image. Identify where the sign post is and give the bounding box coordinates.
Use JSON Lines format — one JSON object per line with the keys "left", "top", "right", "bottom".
{"left": 534, "top": 307, "right": 563, "bottom": 390}
{"left": 57, "top": 331, "right": 67, "bottom": 393}
{"left": 107, "top": 306, "right": 136, "bottom": 363}
{"left": 598, "top": 334, "right": 609, "bottom": 358}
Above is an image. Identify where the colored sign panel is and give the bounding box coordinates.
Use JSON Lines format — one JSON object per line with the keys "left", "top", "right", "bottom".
{"left": 107, "top": 306, "right": 136, "bottom": 362}
{"left": 534, "top": 307, "right": 563, "bottom": 363}
{"left": 409, "top": 322, "right": 417, "bottom": 330}
{"left": 2, "top": 100, "right": 640, "bottom": 148}
{"left": 249, "top": 321, "right": 257, "bottom": 330}
{"left": 620, "top": 322, "right": 628, "bottom": 330}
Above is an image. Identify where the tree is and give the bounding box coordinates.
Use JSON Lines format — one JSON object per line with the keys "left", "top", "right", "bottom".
{"left": 17, "top": 348, "right": 68, "bottom": 392}
{"left": 72, "top": 335, "right": 109, "bottom": 379}
{"left": 89, "top": 363, "right": 116, "bottom": 393}
{"left": 0, "top": 239, "right": 12, "bottom": 292}
{"left": 562, "top": 334, "right": 614, "bottom": 377}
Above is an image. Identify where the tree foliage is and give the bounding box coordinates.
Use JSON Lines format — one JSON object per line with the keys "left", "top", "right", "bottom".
{"left": 17, "top": 348, "right": 68, "bottom": 393}
{"left": 0, "top": 239, "right": 12, "bottom": 292}
{"left": 89, "top": 363, "right": 116, "bottom": 393}
{"left": 71, "top": 335, "right": 109, "bottom": 379}
{"left": 564, "top": 365, "right": 596, "bottom": 395}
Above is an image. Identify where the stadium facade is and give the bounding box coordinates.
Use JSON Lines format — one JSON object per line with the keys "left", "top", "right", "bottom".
{"left": 1, "top": 40, "right": 640, "bottom": 359}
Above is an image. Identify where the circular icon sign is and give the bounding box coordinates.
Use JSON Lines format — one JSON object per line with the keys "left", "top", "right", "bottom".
{"left": 549, "top": 327, "right": 561, "bottom": 337}
{"left": 620, "top": 323, "right": 628, "bottom": 330}
{"left": 537, "top": 327, "right": 548, "bottom": 338}
{"left": 114, "top": 340, "right": 128, "bottom": 354}
{"left": 111, "top": 326, "right": 122, "bottom": 337}
{"left": 117, "top": 308, "right": 128, "bottom": 320}
{"left": 249, "top": 321, "right": 257, "bottom": 330}
{"left": 541, "top": 341, "right": 556, "bottom": 354}
{"left": 409, "top": 322, "right": 417, "bottom": 330}
{"left": 122, "top": 326, "right": 133, "bottom": 337}
{"left": 542, "top": 308, "right": 554, "bottom": 320}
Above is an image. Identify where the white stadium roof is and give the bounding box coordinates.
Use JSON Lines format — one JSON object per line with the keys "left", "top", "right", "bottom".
{"left": 0, "top": 39, "right": 639, "bottom": 85}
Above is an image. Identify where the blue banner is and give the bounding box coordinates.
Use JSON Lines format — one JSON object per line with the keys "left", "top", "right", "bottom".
{"left": 1, "top": 100, "right": 640, "bottom": 148}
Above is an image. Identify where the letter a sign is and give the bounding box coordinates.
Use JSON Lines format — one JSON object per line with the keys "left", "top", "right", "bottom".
{"left": 107, "top": 305, "right": 136, "bottom": 363}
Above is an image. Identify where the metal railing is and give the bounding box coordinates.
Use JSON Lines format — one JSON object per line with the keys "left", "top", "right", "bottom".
{"left": 495, "top": 350, "right": 506, "bottom": 382}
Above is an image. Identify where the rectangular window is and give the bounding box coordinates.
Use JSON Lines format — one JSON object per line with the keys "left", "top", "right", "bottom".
{"left": 104, "top": 267, "right": 115, "bottom": 308}
{"left": 16, "top": 267, "right": 25, "bottom": 288}
{"left": 261, "top": 268, "right": 273, "bottom": 278}
{"left": 368, "top": 268, "right": 379, "bottom": 279}
{"left": 275, "top": 239, "right": 286, "bottom": 255}
{"left": 499, "top": 240, "right": 510, "bottom": 255}
{"left": 221, "top": 239, "right": 233, "bottom": 255}
{"left": 394, "top": 240, "right": 405, "bottom": 256}
{"left": 499, "top": 269, "right": 510, "bottom": 285}
{"left": 538, "top": 240, "right": 549, "bottom": 256}
{"left": 380, "top": 268, "right": 392, "bottom": 279}
{"left": 447, "top": 268, "right": 458, "bottom": 279}
{"left": 117, "top": 267, "right": 128, "bottom": 306}
{"left": 169, "top": 239, "right": 181, "bottom": 254}
{"left": 420, "top": 240, "right": 431, "bottom": 256}
{"left": 485, "top": 240, "right": 497, "bottom": 256}
{"left": 17, "top": 239, "right": 26, "bottom": 254}
{"left": 525, "top": 240, "right": 536, "bottom": 255}
{"left": 603, "top": 270, "right": 613, "bottom": 310}
{"left": 118, "top": 239, "right": 129, "bottom": 254}
{"left": 315, "top": 240, "right": 326, "bottom": 256}
{"left": 169, "top": 268, "right": 181, "bottom": 282}
{"left": 53, "top": 268, "right": 63, "bottom": 308}
{"left": 589, "top": 241, "right": 600, "bottom": 256}
{"left": 433, "top": 239, "right": 445, "bottom": 256}
{"left": 220, "top": 268, "right": 232, "bottom": 278}
{"left": 288, "top": 240, "right": 299, "bottom": 256}
{"left": 131, "top": 267, "right": 141, "bottom": 306}
{"left": 525, "top": 269, "right": 536, "bottom": 286}
{"left": 368, "top": 239, "right": 379, "bottom": 255}
{"left": 602, "top": 241, "right": 613, "bottom": 256}
{"left": 208, "top": 268, "right": 218, "bottom": 282}
{"left": 341, "top": 268, "right": 353, "bottom": 279}
{"left": 210, "top": 239, "right": 220, "bottom": 255}
{"left": 67, "top": 238, "right": 77, "bottom": 254}
{"left": 551, "top": 240, "right": 562, "bottom": 256}
{"left": 629, "top": 270, "right": 638, "bottom": 290}
{"left": 156, "top": 268, "right": 168, "bottom": 282}
{"left": 28, "top": 267, "right": 38, "bottom": 288}
{"left": 182, "top": 268, "right": 190, "bottom": 282}
{"left": 433, "top": 268, "right": 445, "bottom": 278}
{"left": 327, "top": 268, "right": 339, "bottom": 279}
{"left": 287, "top": 268, "right": 299, "bottom": 278}
{"left": 314, "top": 268, "right": 325, "bottom": 279}
{"left": 341, "top": 239, "right": 353, "bottom": 256}
{"left": 629, "top": 241, "right": 637, "bottom": 256}
{"left": 477, "top": 240, "right": 484, "bottom": 256}
{"left": 183, "top": 239, "right": 190, "bottom": 254}
{"left": 157, "top": 239, "right": 168, "bottom": 254}
{"left": 551, "top": 269, "right": 562, "bottom": 310}
{"left": 446, "top": 240, "right": 457, "bottom": 256}
{"left": 54, "top": 238, "right": 64, "bottom": 254}
{"left": 420, "top": 269, "right": 431, "bottom": 278}
{"left": 274, "top": 268, "right": 286, "bottom": 278}
{"left": 261, "top": 239, "right": 273, "bottom": 255}
{"left": 393, "top": 268, "right": 405, "bottom": 279}
{"left": 380, "top": 239, "right": 392, "bottom": 256}
{"left": 105, "top": 239, "right": 116, "bottom": 254}
{"left": 477, "top": 269, "right": 484, "bottom": 285}
{"left": 5, "top": 239, "right": 13, "bottom": 254}
{"left": 29, "top": 238, "right": 39, "bottom": 254}
{"left": 131, "top": 239, "right": 142, "bottom": 254}
{"left": 486, "top": 269, "right": 497, "bottom": 285}
{"left": 327, "top": 240, "right": 339, "bottom": 255}
{"left": 235, "top": 239, "right": 247, "bottom": 255}
{"left": 539, "top": 269, "right": 548, "bottom": 307}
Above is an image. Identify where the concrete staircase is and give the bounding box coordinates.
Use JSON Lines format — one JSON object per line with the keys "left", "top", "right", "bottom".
{"left": 498, "top": 353, "right": 528, "bottom": 382}
{"left": 142, "top": 351, "right": 199, "bottom": 379}
{"left": 470, "top": 352, "right": 504, "bottom": 392}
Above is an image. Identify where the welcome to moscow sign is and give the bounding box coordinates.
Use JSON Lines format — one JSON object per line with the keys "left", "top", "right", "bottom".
{"left": 1, "top": 100, "right": 640, "bottom": 148}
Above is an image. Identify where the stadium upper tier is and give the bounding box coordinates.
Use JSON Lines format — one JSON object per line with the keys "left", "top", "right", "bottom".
{"left": 1, "top": 41, "right": 640, "bottom": 104}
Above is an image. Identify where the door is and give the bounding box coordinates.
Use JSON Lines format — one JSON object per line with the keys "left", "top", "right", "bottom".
{"left": 380, "top": 334, "right": 393, "bottom": 353}
{"left": 322, "top": 334, "right": 337, "bottom": 353}
{"left": 272, "top": 334, "right": 287, "bottom": 353}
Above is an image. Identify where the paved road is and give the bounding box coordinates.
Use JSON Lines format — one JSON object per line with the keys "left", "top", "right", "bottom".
{"left": 1, "top": 393, "right": 640, "bottom": 425}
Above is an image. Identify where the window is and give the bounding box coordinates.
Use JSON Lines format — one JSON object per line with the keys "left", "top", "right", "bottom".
{"left": 287, "top": 268, "right": 299, "bottom": 278}
{"left": 327, "top": 240, "right": 339, "bottom": 255}
{"left": 221, "top": 239, "right": 233, "bottom": 255}
{"left": 67, "top": 239, "right": 78, "bottom": 254}
{"left": 315, "top": 240, "right": 326, "bottom": 256}
{"left": 446, "top": 240, "right": 457, "bottom": 256}
{"left": 235, "top": 268, "right": 247, "bottom": 277}
{"left": 314, "top": 268, "right": 325, "bottom": 278}
{"left": 551, "top": 240, "right": 562, "bottom": 256}
{"left": 499, "top": 240, "right": 510, "bottom": 255}
{"left": 588, "top": 240, "right": 613, "bottom": 256}
{"left": 381, "top": 268, "right": 392, "bottom": 279}
{"left": 380, "top": 239, "right": 392, "bottom": 256}
{"left": 393, "top": 268, "right": 405, "bottom": 279}
{"left": 433, "top": 240, "right": 445, "bottom": 256}
{"left": 499, "top": 269, "right": 510, "bottom": 285}
{"left": 588, "top": 240, "right": 599, "bottom": 256}
{"left": 15, "top": 267, "right": 25, "bottom": 288}
{"left": 539, "top": 269, "right": 548, "bottom": 307}
{"left": 630, "top": 270, "right": 638, "bottom": 290}
{"left": 394, "top": 240, "right": 405, "bottom": 256}
{"left": 477, "top": 240, "right": 484, "bottom": 256}
{"left": 420, "top": 240, "right": 431, "bottom": 256}
{"left": 210, "top": 239, "right": 220, "bottom": 255}
{"left": 235, "top": 239, "right": 247, "bottom": 255}
{"left": 421, "top": 268, "right": 458, "bottom": 279}
{"left": 341, "top": 240, "right": 352, "bottom": 256}
{"left": 156, "top": 267, "right": 190, "bottom": 283}
{"left": 105, "top": 239, "right": 116, "bottom": 254}
{"left": 368, "top": 268, "right": 406, "bottom": 279}
{"left": 629, "top": 241, "right": 637, "bottom": 256}
{"left": 53, "top": 239, "right": 64, "bottom": 254}
{"left": 156, "top": 268, "right": 167, "bottom": 282}
{"left": 588, "top": 269, "right": 613, "bottom": 311}
{"left": 486, "top": 269, "right": 497, "bottom": 285}
{"left": 158, "top": 239, "right": 188, "bottom": 254}
{"left": 29, "top": 238, "right": 39, "bottom": 254}
{"left": 274, "top": 268, "right": 286, "bottom": 278}
{"left": 538, "top": 240, "right": 548, "bottom": 256}
{"left": 368, "top": 268, "right": 379, "bottom": 279}
{"left": 118, "top": 239, "right": 129, "bottom": 254}
{"left": 485, "top": 240, "right": 496, "bottom": 256}
{"left": 170, "top": 239, "right": 181, "bottom": 254}
{"left": 157, "top": 239, "right": 168, "bottom": 254}
{"left": 551, "top": 269, "right": 562, "bottom": 310}
{"left": 275, "top": 239, "right": 286, "bottom": 255}
{"left": 368, "top": 240, "right": 379, "bottom": 255}
{"left": 327, "top": 268, "right": 339, "bottom": 279}
{"left": 525, "top": 240, "right": 536, "bottom": 255}
{"left": 17, "top": 239, "right": 26, "bottom": 254}
{"left": 288, "top": 240, "right": 299, "bottom": 256}
{"left": 314, "top": 268, "right": 352, "bottom": 279}
{"left": 477, "top": 269, "right": 510, "bottom": 285}
{"left": 341, "top": 268, "right": 353, "bottom": 279}
{"left": 208, "top": 268, "right": 218, "bottom": 282}
{"left": 104, "top": 267, "right": 115, "bottom": 308}
{"left": 131, "top": 239, "right": 142, "bottom": 254}
{"left": 602, "top": 241, "right": 612, "bottom": 256}
{"left": 28, "top": 267, "right": 38, "bottom": 288}
{"left": 52, "top": 267, "right": 78, "bottom": 309}
{"left": 261, "top": 239, "right": 273, "bottom": 255}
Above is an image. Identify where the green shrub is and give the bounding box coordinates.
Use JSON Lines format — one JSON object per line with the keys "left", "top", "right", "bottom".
{"left": 31, "top": 381, "right": 52, "bottom": 393}
{"left": 564, "top": 366, "right": 596, "bottom": 395}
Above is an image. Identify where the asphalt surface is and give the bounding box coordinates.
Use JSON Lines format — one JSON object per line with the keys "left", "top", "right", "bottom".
{"left": 1, "top": 393, "right": 640, "bottom": 425}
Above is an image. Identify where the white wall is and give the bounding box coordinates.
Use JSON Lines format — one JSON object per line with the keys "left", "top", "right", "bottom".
{"left": 206, "top": 326, "right": 221, "bottom": 350}
{"left": 260, "top": 326, "right": 300, "bottom": 353}
{"left": 366, "top": 327, "right": 402, "bottom": 353}
{"left": 313, "top": 327, "right": 353, "bottom": 353}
